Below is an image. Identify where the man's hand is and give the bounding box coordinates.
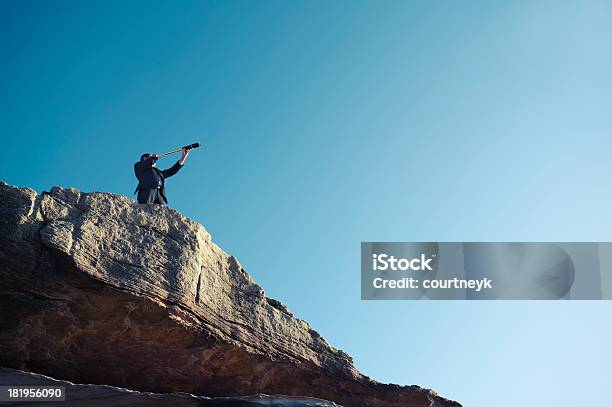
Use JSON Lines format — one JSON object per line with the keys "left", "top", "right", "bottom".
{"left": 179, "top": 148, "right": 190, "bottom": 165}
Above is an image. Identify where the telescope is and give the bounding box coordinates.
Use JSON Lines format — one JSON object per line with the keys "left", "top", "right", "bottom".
{"left": 157, "top": 142, "right": 201, "bottom": 157}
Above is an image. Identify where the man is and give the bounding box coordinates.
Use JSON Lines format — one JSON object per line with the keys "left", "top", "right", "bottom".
{"left": 134, "top": 147, "right": 190, "bottom": 204}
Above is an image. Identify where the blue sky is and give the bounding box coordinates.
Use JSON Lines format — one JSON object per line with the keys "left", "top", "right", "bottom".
{"left": 1, "top": 1, "right": 611, "bottom": 406}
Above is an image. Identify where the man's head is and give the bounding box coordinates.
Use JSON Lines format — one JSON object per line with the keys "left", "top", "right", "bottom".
{"left": 141, "top": 153, "right": 157, "bottom": 166}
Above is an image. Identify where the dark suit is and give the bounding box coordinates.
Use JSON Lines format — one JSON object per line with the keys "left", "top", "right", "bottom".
{"left": 134, "top": 156, "right": 183, "bottom": 204}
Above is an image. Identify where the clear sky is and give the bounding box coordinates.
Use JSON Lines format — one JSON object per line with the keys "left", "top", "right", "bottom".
{"left": 1, "top": 1, "right": 611, "bottom": 406}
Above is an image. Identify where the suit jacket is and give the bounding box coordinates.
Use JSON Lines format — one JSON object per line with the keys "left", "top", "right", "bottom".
{"left": 134, "top": 157, "right": 183, "bottom": 204}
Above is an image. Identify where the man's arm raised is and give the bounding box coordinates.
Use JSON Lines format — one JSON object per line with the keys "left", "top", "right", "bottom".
{"left": 162, "top": 148, "right": 189, "bottom": 178}
{"left": 178, "top": 148, "right": 190, "bottom": 166}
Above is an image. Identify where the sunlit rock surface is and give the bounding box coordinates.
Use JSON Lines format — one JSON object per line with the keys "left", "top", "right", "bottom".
{"left": 0, "top": 182, "right": 461, "bottom": 407}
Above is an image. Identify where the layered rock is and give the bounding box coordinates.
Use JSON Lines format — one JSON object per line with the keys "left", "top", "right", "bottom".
{"left": 0, "top": 182, "right": 461, "bottom": 407}
{"left": 0, "top": 367, "right": 340, "bottom": 406}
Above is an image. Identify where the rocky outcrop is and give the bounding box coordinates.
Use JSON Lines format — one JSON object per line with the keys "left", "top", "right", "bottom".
{"left": 0, "top": 182, "right": 461, "bottom": 407}
{"left": 0, "top": 367, "right": 340, "bottom": 406}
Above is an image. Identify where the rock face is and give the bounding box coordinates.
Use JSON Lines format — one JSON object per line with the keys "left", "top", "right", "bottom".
{"left": 0, "top": 367, "right": 340, "bottom": 406}
{"left": 0, "top": 182, "right": 461, "bottom": 407}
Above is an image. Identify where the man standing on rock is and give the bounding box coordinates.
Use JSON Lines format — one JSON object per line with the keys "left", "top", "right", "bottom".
{"left": 134, "top": 147, "right": 190, "bottom": 204}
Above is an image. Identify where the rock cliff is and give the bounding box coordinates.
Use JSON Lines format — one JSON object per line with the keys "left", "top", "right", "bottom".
{"left": 0, "top": 367, "right": 340, "bottom": 406}
{"left": 0, "top": 182, "right": 460, "bottom": 407}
